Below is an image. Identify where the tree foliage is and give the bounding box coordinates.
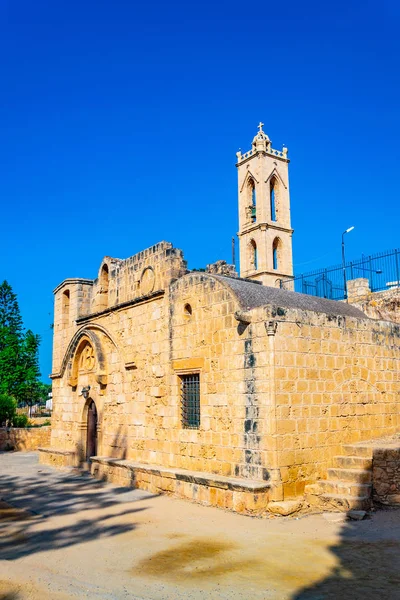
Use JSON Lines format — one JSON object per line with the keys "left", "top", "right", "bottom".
{"left": 0, "top": 394, "right": 16, "bottom": 426}
{"left": 12, "top": 413, "right": 30, "bottom": 428}
{"left": 0, "top": 281, "right": 42, "bottom": 406}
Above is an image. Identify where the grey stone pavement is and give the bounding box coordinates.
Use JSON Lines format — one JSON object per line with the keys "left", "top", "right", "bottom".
{"left": 1, "top": 452, "right": 400, "bottom": 600}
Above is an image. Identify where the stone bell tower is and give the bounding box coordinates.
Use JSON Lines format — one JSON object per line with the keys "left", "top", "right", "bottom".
{"left": 236, "top": 123, "right": 294, "bottom": 287}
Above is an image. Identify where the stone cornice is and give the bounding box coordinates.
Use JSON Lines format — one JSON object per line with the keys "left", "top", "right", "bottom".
{"left": 237, "top": 223, "right": 294, "bottom": 236}
{"left": 244, "top": 269, "right": 294, "bottom": 280}
{"left": 75, "top": 289, "right": 165, "bottom": 324}
{"left": 236, "top": 149, "right": 289, "bottom": 167}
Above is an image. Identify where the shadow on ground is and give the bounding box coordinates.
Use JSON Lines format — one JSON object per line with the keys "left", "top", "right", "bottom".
{"left": 0, "top": 593, "right": 19, "bottom": 600}
{"left": 0, "top": 452, "right": 155, "bottom": 562}
{"left": 292, "top": 509, "right": 400, "bottom": 600}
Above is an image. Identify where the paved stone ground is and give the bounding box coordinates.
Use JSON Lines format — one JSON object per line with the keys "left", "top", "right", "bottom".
{"left": 1, "top": 452, "right": 400, "bottom": 600}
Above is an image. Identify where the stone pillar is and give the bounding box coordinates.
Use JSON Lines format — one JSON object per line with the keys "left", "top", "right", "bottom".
{"left": 347, "top": 278, "right": 371, "bottom": 301}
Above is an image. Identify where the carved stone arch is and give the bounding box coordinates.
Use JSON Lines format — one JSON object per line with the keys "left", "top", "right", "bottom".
{"left": 265, "top": 168, "right": 287, "bottom": 190}
{"left": 331, "top": 366, "right": 386, "bottom": 413}
{"left": 60, "top": 325, "right": 121, "bottom": 388}
{"left": 240, "top": 169, "right": 259, "bottom": 192}
{"left": 66, "top": 332, "right": 106, "bottom": 388}
{"left": 267, "top": 170, "right": 286, "bottom": 223}
{"left": 333, "top": 366, "right": 380, "bottom": 394}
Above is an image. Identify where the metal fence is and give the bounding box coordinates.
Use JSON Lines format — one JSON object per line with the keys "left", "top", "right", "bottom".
{"left": 17, "top": 404, "right": 52, "bottom": 417}
{"left": 280, "top": 248, "right": 400, "bottom": 300}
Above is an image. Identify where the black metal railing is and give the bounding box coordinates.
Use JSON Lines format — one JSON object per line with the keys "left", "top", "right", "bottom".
{"left": 280, "top": 248, "right": 400, "bottom": 300}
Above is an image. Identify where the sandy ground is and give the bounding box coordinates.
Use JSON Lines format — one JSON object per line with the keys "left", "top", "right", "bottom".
{"left": 0, "top": 453, "right": 400, "bottom": 600}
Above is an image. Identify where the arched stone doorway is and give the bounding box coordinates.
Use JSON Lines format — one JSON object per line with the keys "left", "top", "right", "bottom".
{"left": 86, "top": 400, "right": 98, "bottom": 461}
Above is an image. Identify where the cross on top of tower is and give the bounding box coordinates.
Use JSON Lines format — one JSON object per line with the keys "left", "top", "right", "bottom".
{"left": 252, "top": 121, "right": 270, "bottom": 147}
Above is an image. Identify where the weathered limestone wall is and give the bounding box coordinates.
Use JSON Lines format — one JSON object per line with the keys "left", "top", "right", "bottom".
{"left": 265, "top": 307, "right": 400, "bottom": 498}
{"left": 348, "top": 278, "right": 400, "bottom": 323}
{"left": 90, "top": 457, "right": 271, "bottom": 515}
{"left": 51, "top": 242, "right": 187, "bottom": 376}
{"left": 43, "top": 241, "right": 400, "bottom": 509}
{"left": 49, "top": 242, "right": 188, "bottom": 460}
{"left": 0, "top": 427, "right": 51, "bottom": 451}
{"left": 373, "top": 445, "right": 400, "bottom": 506}
{"left": 49, "top": 293, "right": 167, "bottom": 459}
{"left": 168, "top": 273, "right": 273, "bottom": 482}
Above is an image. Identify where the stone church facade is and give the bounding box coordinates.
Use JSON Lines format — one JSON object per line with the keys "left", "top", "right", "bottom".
{"left": 40, "top": 126, "right": 400, "bottom": 514}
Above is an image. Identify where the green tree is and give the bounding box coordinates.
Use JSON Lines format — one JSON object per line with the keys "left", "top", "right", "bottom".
{"left": 37, "top": 382, "right": 52, "bottom": 404}
{"left": 0, "top": 281, "right": 42, "bottom": 408}
{"left": 17, "top": 330, "right": 42, "bottom": 409}
{"left": 0, "top": 394, "right": 16, "bottom": 426}
{"left": 0, "top": 281, "right": 24, "bottom": 398}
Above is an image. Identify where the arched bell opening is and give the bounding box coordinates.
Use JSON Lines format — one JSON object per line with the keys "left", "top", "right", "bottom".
{"left": 248, "top": 178, "right": 256, "bottom": 223}
{"left": 249, "top": 239, "right": 258, "bottom": 271}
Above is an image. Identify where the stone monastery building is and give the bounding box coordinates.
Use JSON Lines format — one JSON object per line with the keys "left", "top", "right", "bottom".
{"left": 40, "top": 125, "right": 400, "bottom": 515}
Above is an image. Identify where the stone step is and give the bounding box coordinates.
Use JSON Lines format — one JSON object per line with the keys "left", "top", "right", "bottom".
{"left": 334, "top": 455, "right": 372, "bottom": 469}
{"left": 321, "top": 493, "right": 372, "bottom": 512}
{"left": 327, "top": 467, "right": 372, "bottom": 483}
{"left": 304, "top": 483, "right": 321, "bottom": 496}
{"left": 319, "top": 480, "right": 372, "bottom": 498}
{"left": 343, "top": 444, "right": 374, "bottom": 458}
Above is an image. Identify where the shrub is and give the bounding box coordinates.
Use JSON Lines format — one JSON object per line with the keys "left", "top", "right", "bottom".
{"left": 42, "top": 419, "right": 51, "bottom": 426}
{"left": 0, "top": 394, "right": 16, "bottom": 426}
{"left": 12, "top": 414, "right": 30, "bottom": 428}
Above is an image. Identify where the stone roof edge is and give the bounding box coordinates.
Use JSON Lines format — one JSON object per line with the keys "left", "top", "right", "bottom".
{"left": 53, "top": 278, "right": 94, "bottom": 295}
{"left": 211, "top": 275, "right": 370, "bottom": 321}
{"left": 171, "top": 271, "right": 246, "bottom": 309}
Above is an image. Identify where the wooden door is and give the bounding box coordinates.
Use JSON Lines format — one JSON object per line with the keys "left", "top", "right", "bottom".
{"left": 86, "top": 401, "right": 98, "bottom": 460}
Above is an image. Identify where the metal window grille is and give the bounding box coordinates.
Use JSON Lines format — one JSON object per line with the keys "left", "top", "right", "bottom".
{"left": 180, "top": 374, "right": 200, "bottom": 429}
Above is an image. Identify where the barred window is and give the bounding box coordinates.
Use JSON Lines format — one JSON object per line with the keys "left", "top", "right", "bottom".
{"left": 180, "top": 373, "right": 200, "bottom": 429}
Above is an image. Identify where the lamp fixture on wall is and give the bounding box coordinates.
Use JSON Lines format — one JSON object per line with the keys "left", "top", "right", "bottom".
{"left": 80, "top": 385, "right": 91, "bottom": 399}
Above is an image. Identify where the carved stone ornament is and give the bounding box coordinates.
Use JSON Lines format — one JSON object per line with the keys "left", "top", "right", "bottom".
{"left": 265, "top": 321, "right": 278, "bottom": 336}
{"left": 140, "top": 266, "right": 155, "bottom": 295}
{"left": 79, "top": 344, "right": 96, "bottom": 372}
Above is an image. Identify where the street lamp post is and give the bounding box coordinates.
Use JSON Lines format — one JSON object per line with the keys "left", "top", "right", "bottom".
{"left": 342, "top": 226, "right": 354, "bottom": 301}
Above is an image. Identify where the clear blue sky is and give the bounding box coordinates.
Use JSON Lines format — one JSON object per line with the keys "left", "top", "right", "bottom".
{"left": 1, "top": 0, "right": 399, "bottom": 380}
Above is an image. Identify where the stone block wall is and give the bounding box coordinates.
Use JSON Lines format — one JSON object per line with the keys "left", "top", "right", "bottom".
{"left": 44, "top": 250, "right": 400, "bottom": 506}
{"left": 167, "top": 273, "right": 271, "bottom": 481}
{"left": 51, "top": 242, "right": 188, "bottom": 377}
{"left": 0, "top": 427, "right": 51, "bottom": 451}
{"left": 90, "top": 457, "right": 271, "bottom": 515}
{"left": 261, "top": 306, "right": 400, "bottom": 498}
{"left": 49, "top": 292, "right": 167, "bottom": 458}
{"left": 348, "top": 280, "right": 400, "bottom": 324}
{"left": 46, "top": 271, "right": 279, "bottom": 487}
{"left": 373, "top": 446, "right": 400, "bottom": 505}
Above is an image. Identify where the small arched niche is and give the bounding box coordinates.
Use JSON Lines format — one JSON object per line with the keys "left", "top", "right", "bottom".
{"left": 62, "top": 289, "right": 70, "bottom": 325}
{"left": 97, "top": 264, "right": 109, "bottom": 310}
{"left": 184, "top": 303, "right": 192, "bottom": 317}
